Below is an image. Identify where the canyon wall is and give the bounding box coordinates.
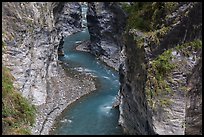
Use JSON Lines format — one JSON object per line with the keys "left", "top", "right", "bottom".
{"left": 87, "top": 2, "right": 126, "bottom": 70}
{"left": 118, "top": 33, "right": 155, "bottom": 135}
{"left": 2, "top": 2, "right": 202, "bottom": 135}
{"left": 2, "top": 2, "right": 95, "bottom": 135}
{"left": 118, "top": 2, "right": 202, "bottom": 135}
{"left": 185, "top": 53, "right": 202, "bottom": 135}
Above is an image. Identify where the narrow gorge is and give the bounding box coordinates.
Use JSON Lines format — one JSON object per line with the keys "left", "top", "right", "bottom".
{"left": 2, "top": 2, "right": 202, "bottom": 135}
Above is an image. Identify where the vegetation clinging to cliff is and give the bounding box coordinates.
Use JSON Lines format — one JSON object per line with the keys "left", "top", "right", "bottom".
{"left": 2, "top": 66, "right": 36, "bottom": 135}
{"left": 175, "top": 39, "right": 202, "bottom": 56}
{"left": 122, "top": 2, "right": 178, "bottom": 49}
{"left": 145, "top": 39, "right": 202, "bottom": 109}
{"left": 145, "top": 49, "right": 175, "bottom": 109}
{"left": 122, "top": 2, "right": 178, "bottom": 32}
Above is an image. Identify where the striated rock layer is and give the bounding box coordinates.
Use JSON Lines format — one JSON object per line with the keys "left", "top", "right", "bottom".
{"left": 2, "top": 2, "right": 95, "bottom": 135}
{"left": 185, "top": 53, "right": 202, "bottom": 135}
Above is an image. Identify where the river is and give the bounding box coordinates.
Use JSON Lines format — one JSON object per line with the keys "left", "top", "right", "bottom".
{"left": 49, "top": 3, "right": 123, "bottom": 135}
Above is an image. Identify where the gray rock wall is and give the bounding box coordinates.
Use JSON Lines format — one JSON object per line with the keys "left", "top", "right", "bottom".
{"left": 2, "top": 2, "right": 59, "bottom": 106}
{"left": 185, "top": 53, "right": 202, "bottom": 135}
{"left": 54, "top": 2, "right": 82, "bottom": 38}
{"left": 87, "top": 2, "right": 126, "bottom": 70}
{"left": 2, "top": 2, "right": 202, "bottom": 135}
{"left": 2, "top": 2, "right": 95, "bottom": 135}
{"left": 118, "top": 33, "right": 155, "bottom": 135}
{"left": 148, "top": 3, "right": 202, "bottom": 135}
{"left": 118, "top": 2, "right": 202, "bottom": 135}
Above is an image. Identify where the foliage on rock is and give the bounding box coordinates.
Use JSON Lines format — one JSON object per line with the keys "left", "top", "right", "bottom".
{"left": 2, "top": 66, "right": 36, "bottom": 135}
{"left": 122, "top": 2, "right": 178, "bottom": 32}
{"left": 175, "top": 39, "right": 202, "bottom": 57}
{"left": 145, "top": 49, "right": 175, "bottom": 109}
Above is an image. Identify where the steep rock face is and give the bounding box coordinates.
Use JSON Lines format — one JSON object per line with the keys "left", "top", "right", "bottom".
{"left": 185, "top": 53, "right": 202, "bottom": 135}
{"left": 150, "top": 43, "right": 201, "bottom": 135}
{"left": 118, "top": 33, "right": 155, "bottom": 135}
{"left": 119, "top": 2, "right": 202, "bottom": 135}
{"left": 149, "top": 2, "right": 202, "bottom": 59}
{"left": 54, "top": 2, "right": 82, "bottom": 38}
{"left": 87, "top": 2, "right": 126, "bottom": 70}
{"left": 147, "top": 2, "right": 202, "bottom": 135}
{"left": 54, "top": 2, "right": 82, "bottom": 56}
{"left": 2, "top": 2, "right": 59, "bottom": 106}
{"left": 2, "top": 2, "right": 95, "bottom": 135}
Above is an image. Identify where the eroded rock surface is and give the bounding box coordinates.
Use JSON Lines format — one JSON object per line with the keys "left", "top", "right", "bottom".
{"left": 2, "top": 2, "right": 95, "bottom": 135}
{"left": 2, "top": 2, "right": 202, "bottom": 135}
{"left": 87, "top": 2, "right": 126, "bottom": 70}
{"left": 118, "top": 2, "right": 202, "bottom": 135}
{"left": 185, "top": 53, "right": 202, "bottom": 135}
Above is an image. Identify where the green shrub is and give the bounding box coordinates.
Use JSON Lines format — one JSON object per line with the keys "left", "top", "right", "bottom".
{"left": 146, "top": 49, "right": 175, "bottom": 109}
{"left": 122, "top": 2, "right": 154, "bottom": 31}
{"left": 175, "top": 39, "right": 202, "bottom": 52}
{"left": 152, "top": 49, "right": 175, "bottom": 76}
{"left": 2, "top": 66, "right": 36, "bottom": 135}
{"left": 164, "top": 2, "right": 178, "bottom": 14}
{"left": 123, "top": 2, "right": 178, "bottom": 32}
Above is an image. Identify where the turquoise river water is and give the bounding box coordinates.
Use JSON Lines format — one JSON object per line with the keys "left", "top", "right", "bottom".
{"left": 50, "top": 4, "right": 123, "bottom": 135}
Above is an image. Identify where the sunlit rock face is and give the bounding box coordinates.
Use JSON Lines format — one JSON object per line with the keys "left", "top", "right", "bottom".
{"left": 2, "top": 1, "right": 83, "bottom": 108}
{"left": 2, "top": 2, "right": 95, "bottom": 135}
{"left": 87, "top": 2, "right": 126, "bottom": 70}
{"left": 2, "top": 2, "right": 59, "bottom": 106}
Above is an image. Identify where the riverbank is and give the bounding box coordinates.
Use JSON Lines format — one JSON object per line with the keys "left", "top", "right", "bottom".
{"left": 32, "top": 62, "right": 96, "bottom": 135}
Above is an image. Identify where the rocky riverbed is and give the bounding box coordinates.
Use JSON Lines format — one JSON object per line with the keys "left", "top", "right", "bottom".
{"left": 32, "top": 61, "right": 96, "bottom": 135}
